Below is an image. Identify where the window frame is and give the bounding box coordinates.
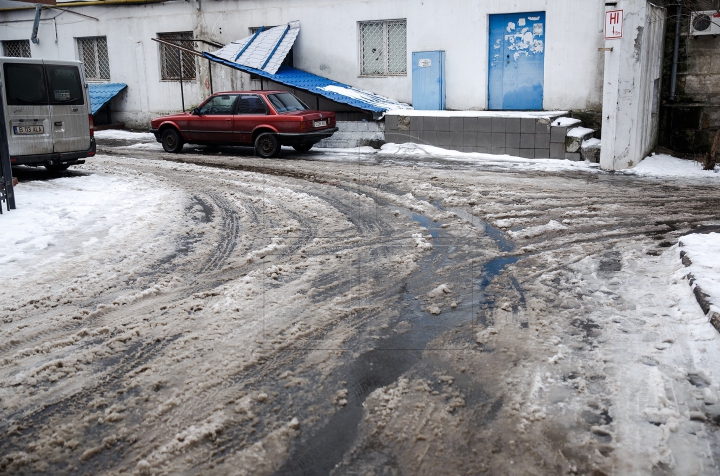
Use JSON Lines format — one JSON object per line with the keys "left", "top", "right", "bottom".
{"left": 197, "top": 94, "right": 239, "bottom": 115}
{"left": 235, "top": 94, "right": 269, "bottom": 115}
{"left": 76, "top": 36, "right": 110, "bottom": 82}
{"left": 358, "top": 19, "right": 407, "bottom": 77}
{"left": 2, "top": 40, "right": 31, "bottom": 58}
{"left": 157, "top": 31, "right": 197, "bottom": 81}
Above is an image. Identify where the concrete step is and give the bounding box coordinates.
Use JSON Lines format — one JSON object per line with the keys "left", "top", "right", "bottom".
{"left": 566, "top": 126, "right": 595, "bottom": 153}
{"left": 550, "top": 116, "right": 582, "bottom": 129}
{"left": 580, "top": 138, "right": 601, "bottom": 163}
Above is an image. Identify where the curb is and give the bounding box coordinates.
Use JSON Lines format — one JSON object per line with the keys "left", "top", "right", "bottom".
{"left": 679, "top": 249, "right": 720, "bottom": 333}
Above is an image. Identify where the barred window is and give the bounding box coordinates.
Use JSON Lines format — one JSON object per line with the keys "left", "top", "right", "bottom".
{"left": 77, "top": 37, "right": 110, "bottom": 81}
{"left": 359, "top": 19, "right": 406, "bottom": 76}
{"left": 158, "top": 31, "right": 196, "bottom": 81}
{"left": 2, "top": 40, "right": 31, "bottom": 58}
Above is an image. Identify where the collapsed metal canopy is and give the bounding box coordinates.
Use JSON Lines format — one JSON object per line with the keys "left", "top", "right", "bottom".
{"left": 204, "top": 22, "right": 412, "bottom": 117}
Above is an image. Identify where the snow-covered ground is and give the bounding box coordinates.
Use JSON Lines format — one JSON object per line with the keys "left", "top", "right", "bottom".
{"left": 0, "top": 172, "right": 184, "bottom": 281}
{"left": 2, "top": 139, "right": 720, "bottom": 475}
{"left": 94, "top": 129, "right": 719, "bottom": 178}
{"left": 680, "top": 232, "right": 720, "bottom": 318}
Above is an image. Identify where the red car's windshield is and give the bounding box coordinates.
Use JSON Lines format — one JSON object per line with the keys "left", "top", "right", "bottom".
{"left": 267, "top": 93, "right": 309, "bottom": 113}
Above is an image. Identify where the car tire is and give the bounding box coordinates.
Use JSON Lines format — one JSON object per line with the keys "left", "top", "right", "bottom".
{"left": 45, "top": 163, "right": 70, "bottom": 172}
{"left": 255, "top": 133, "right": 281, "bottom": 158}
{"left": 292, "top": 144, "right": 313, "bottom": 153}
{"left": 161, "top": 128, "right": 184, "bottom": 153}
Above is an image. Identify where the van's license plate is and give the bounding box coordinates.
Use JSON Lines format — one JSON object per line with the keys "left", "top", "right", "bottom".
{"left": 14, "top": 125, "right": 44, "bottom": 135}
{"left": 313, "top": 120, "right": 327, "bottom": 128}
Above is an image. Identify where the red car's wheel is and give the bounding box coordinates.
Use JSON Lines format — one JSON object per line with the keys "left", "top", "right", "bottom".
{"left": 161, "top": 128, "right": 184, "bottom": 153}
{"left": 255, "top": 132, "right": 281, "bottom": 158}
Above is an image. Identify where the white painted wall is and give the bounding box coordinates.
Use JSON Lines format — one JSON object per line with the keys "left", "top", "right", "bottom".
{"left": 0, "top": 0, "right": 607, "bottom": 129}
{"left": 600, "top": 1, "right": 665, "bottom": 170}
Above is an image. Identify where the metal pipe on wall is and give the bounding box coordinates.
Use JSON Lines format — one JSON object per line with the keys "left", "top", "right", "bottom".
{"left": 179, "top": 48, "right": 185, "bottom": 111}
{"left": 670, "top": 3, "right": 682, "bottom": 101}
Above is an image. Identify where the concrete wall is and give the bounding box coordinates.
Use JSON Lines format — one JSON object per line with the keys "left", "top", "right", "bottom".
{"left": 0, "top": 0, "right": 606, "bottom": 129}
{"left": 315, "top": 121, "right": 384, "bottom": 148}
{"left": 600, "top": 1, "right": 666, "bottom": 170}
{"left": 659, "top": 5, "right": 720, "bottom": 154}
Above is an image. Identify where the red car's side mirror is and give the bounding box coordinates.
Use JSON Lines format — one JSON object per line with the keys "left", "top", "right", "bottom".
{"left": 192, "top": 107, "right": 201, "bottom": 116}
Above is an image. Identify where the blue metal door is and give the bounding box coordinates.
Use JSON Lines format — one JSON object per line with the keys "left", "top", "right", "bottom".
{"left": 488, "top": 12, "right": 545, "bottom": 110}
{"left": 412, "top": 51, "right": 445, "bottom": 110}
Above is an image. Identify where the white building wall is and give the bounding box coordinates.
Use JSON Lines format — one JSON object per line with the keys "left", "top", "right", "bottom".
{"left": 0, "top": 0, "right": 606, "bottom": 129}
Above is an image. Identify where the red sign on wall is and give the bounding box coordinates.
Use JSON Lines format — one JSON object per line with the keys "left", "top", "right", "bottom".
{"left": 605, "top": 10, "right": 624, "bottom": 39}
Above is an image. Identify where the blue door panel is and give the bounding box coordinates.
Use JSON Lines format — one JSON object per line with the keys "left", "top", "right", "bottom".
{"left": 412, "top": 51, "right": 445, "bottom": 110}
{"left": 488, "top": 12, "right": 545, "bottom": 110}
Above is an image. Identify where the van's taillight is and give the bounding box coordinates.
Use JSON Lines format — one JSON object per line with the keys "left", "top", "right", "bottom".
{"left": 88, "top": 114, "right": 94, "bottom": 137}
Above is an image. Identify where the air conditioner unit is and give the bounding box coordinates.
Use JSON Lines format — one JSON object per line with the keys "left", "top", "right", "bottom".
{"left": 690, "top": 10, "right": 720, "bottom": 36}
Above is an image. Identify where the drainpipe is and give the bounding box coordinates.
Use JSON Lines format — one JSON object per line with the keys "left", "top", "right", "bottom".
{"left": 30, "top": 5, "right": 41, "bottom": 44}
{"left": 670, "top": 3, "right": 682, "bottom": 101}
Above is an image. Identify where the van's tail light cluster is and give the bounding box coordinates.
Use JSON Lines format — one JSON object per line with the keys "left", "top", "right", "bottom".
{"left": 88, "top": 114, "right": 94, "bottom": 137}
{"left": 300, "top": 120, "right": 314, "bottom": 130}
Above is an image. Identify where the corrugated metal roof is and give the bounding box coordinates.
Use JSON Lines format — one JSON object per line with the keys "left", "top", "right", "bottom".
{"left": 209, "top": 22, "right": 300, "bottom": 75}
{"left": 88, "top": 83, "right": 127, "bottom": 115}
{"left": 202, "top": 57, "right": 412, "bottom": 116}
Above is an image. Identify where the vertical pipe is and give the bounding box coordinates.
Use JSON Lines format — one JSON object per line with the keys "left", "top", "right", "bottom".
{"left": 670, "top": 4, "right": 682, "bottom": 101}
{"left": 0, "top": 91, "right": 16, "bottom": 211}
{"left": 31, "top": 5, "right": 41, "bottom": 44}
{"left": 179, "top": 48, "right": 185, "bottom": 111}
{"left": 208, "top": 58, "right": 214, "bottom": 94}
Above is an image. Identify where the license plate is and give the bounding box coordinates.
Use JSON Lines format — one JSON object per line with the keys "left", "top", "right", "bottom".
{"left": 313, "top": 120, "right": 327, "bottom": 128}
{"left": 14, "top": 125, "right": 44, "bottom": 135}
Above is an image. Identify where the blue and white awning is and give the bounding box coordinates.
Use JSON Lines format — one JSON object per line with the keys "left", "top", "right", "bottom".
{"left": 208, "top": 22, "right": 300, "bottom": 75}
{"left": 204, "top": 21, "right": 412, "bottom": 116}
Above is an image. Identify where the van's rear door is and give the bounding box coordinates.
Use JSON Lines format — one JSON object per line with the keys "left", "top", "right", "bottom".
{"left": 1, "top": 59, "right": 53, "bottom": 157}
{"left": 45, "top": 61, "right": 90, "bottom": 153}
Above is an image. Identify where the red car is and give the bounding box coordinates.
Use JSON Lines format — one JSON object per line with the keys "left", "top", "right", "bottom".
{"left": 150, "top": 90, "right": 338, "bottom": 157}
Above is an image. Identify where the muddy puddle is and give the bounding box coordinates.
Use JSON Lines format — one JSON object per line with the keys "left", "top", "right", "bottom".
{"left": 276, "top": 205, "right": 518, "bottom": 475}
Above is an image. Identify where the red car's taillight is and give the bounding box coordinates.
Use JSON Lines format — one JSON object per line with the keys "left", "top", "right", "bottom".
{"left": 89, "top": 114, "right": 94, "bottom": 137}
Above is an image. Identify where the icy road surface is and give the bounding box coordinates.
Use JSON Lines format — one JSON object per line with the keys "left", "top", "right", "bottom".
{"left": 2, "top": 140, "right": 720, "bottom": 475}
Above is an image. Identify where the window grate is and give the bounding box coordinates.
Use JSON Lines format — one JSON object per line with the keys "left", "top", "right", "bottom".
{"left": 2, "top": 40, "right": 31, "bottom": 58}
{"left": 77, "top": 37, "right": 110, "bottom": 81}
{"left": 359, "top": 19, "right": 406, "bottom": 76}
{"left": 158, "top": 32, "right": 196, "bottom": 81}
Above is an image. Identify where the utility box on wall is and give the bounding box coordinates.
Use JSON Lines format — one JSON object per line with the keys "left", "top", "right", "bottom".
{"left": 412, "top": 51, "right": 445, "bottom": 110}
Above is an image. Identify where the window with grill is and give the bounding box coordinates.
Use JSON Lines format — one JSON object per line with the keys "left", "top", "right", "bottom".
{"left": 158, "top": 32, "right": 196, "bottom": 81}
{"left": 2, "top": 40, "right": 31, "bottom": 58}
{"left": 77, "top": 37, "right": 110, "bottom": 81}
{"left": 359, "top": 19, "right": 406, "bottom": 76}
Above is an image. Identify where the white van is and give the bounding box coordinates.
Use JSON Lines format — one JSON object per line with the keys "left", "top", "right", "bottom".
{"left": 0, "top": 57, "right": 95, "bottom": 172}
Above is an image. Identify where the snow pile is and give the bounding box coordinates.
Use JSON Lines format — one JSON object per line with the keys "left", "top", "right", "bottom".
{"left": 631, "top": 154, "right": 719, "bottom": 178}
{"left": 384, "top": 109, "right": 567, "bottom": 119}
{"left": 582, "top": 138, "right": 601, "bottom": 149}
{"left": 567, "top": 127, "right": 594, "bottom": 138}
{"left": 0, "top": 173, "right": 185, "bottom": 279}
{"left": 94, "top": 129, "right": 156, "bottom": 141}
{"left": 551, "top": 117, "right": 582, "bottom": 127}
{"left": 679, "top": 232, "right": 720, "bottom": 316}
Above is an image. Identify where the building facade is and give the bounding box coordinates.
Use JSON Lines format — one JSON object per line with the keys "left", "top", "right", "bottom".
{"left": 0, "top": 0, "right": 607, "bottom": 129}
